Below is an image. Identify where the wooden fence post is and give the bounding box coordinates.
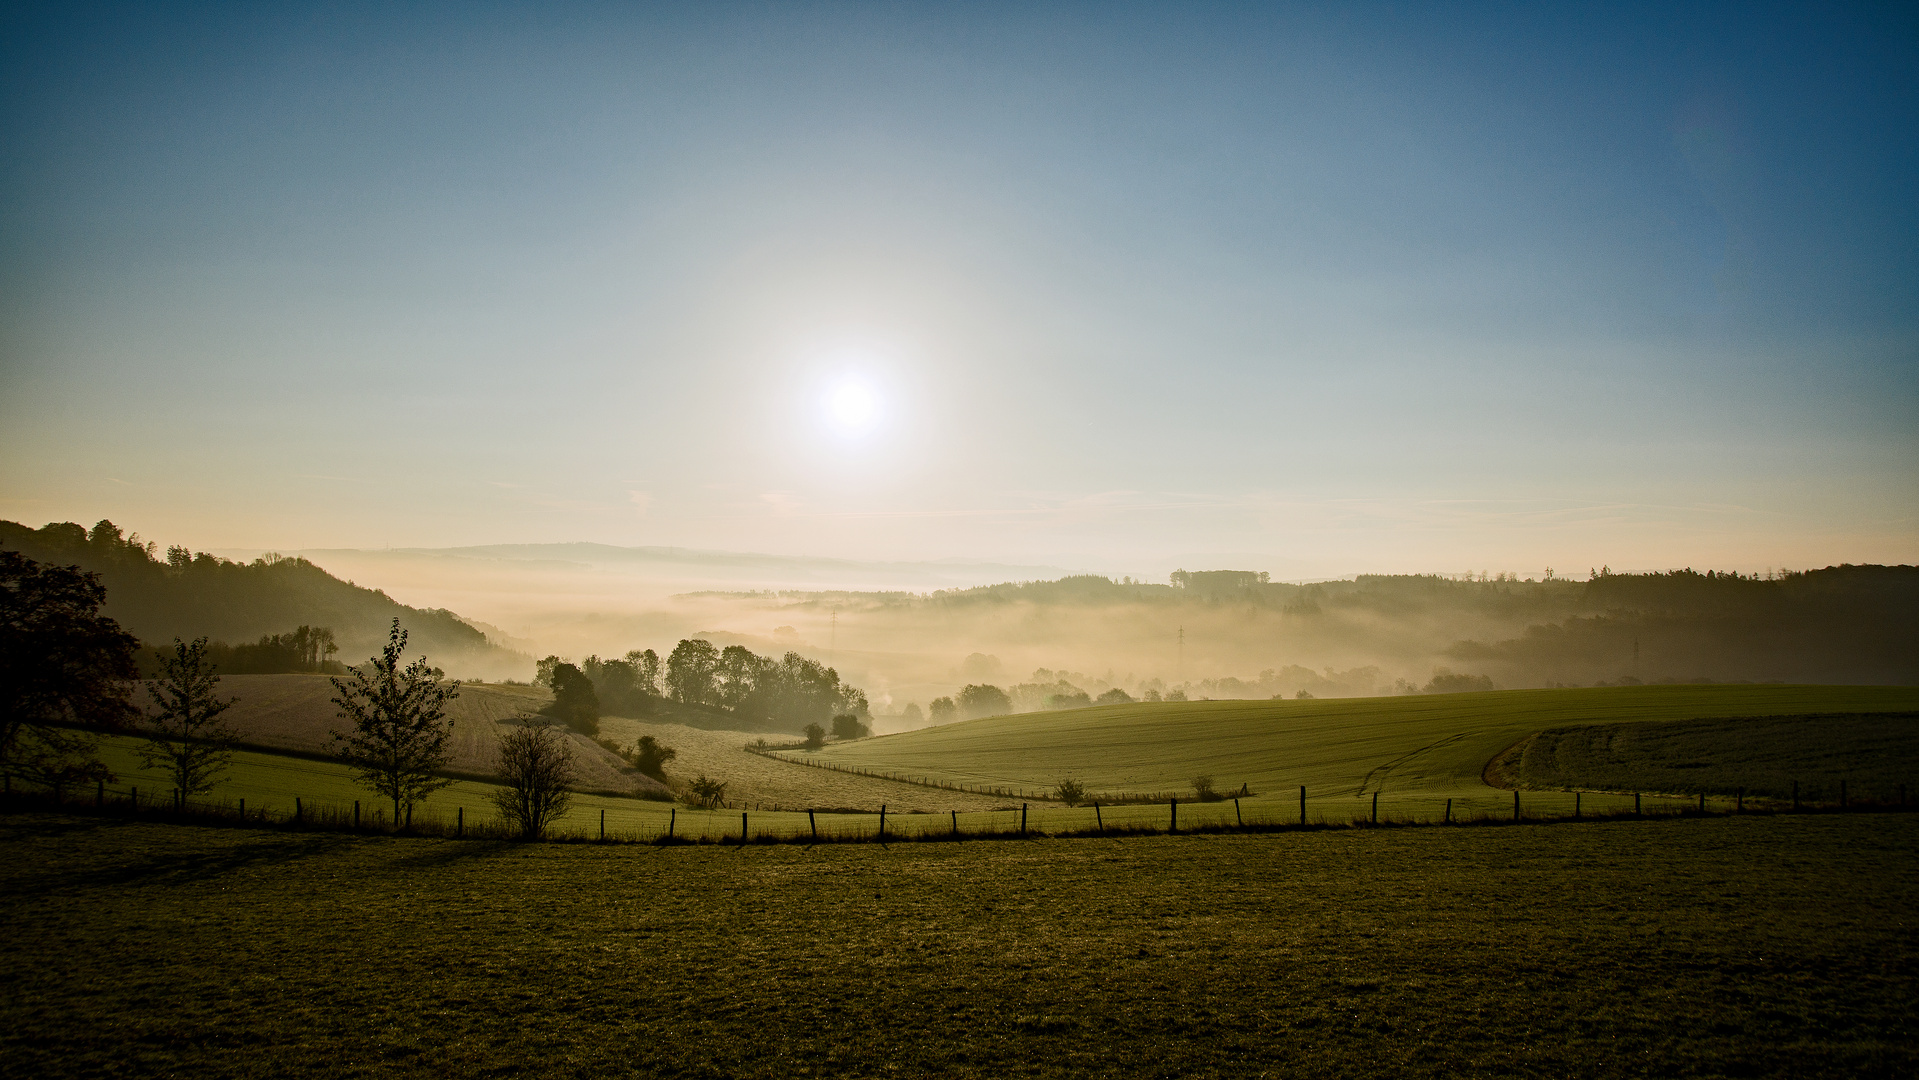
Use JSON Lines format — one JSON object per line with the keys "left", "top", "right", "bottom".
{"left": 1736, "top": 788, "right": 1744, "bottom": 813}
{"left": 951, "top": 809, "right": 959, "bottom": 838}
{"left": 879, "top": 805, "right": 886, "bottom": 843}
{"left": 1371, "top": 792, "right": 1378, "bottom": 825}
{"left": 741, "top": 812, "right": 748, "bottom": 844}
{"left": 239, "top": 798, "right": 245, "bottom": 821}
{"left": 1444, "top": 798, "right": 1452, "bottom": 824}
{"left": 1020, "top": 803, "right": 1027, "bottom": 837}
{"left": 1235, "top": 798, "right": 1242, "bottom": 827}
{"left": 1634, "top": 793, "right": 1641, "bottom": 817}
{"left": 1299, "top": 786, "right": 1306, "bottom": 826}
{"left": 457, "top": 806, "right": 463, "bottom": 838}
{"left": 809, "top": 809, "right": 817, "bottom": 841}
{"left": 130, "top": 785, "right": 136, "bottom": 809}
{"left": 1513, "top": 790, "right": 1520, "bottom": 821}
{"left": 405, "top": 805, "right": 412, "bottom": 831}
{"left": 1574, "top": 792, "right": 1581, "bottom": 819}
{"left": 295, "top": 797, "right": 303, "bottom": 823}
{"left": 1698, "top": 792, "right": 1705, "bottom": 813}
{"left": 354, "top": 801, "right": 360, "bottom": 829}
{"left": 1094, "top": 803, "right": 1103, "bottom": 832}
{"left": 1169, "top": 797, "right": 1178, "bottom": 834}
{"left": 668, "top": 808, "right": 676, "bottom": 839}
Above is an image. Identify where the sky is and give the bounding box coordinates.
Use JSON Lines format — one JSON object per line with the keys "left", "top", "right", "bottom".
{"left": 2, "top": 1, "right": 1914, "bottom": 580}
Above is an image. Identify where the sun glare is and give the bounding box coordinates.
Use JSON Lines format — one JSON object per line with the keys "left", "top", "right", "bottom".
{"left": 826, "top": 381, "right": 880, "bottom": 436}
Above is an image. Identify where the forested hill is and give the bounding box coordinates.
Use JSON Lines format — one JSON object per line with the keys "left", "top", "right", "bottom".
{"left": 1, "top": 519, "right": 528, "bottom": 679}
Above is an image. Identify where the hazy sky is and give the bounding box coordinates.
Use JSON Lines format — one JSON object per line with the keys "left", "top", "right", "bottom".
{"left": 3, "top": 2, "right": 1914, "bottom": 578}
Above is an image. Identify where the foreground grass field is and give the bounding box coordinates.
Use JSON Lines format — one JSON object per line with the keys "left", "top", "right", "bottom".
{"left": 2, "top": 812, "right": 1913, "bottom": 1078}
{"left": 788, "top": 685, "right": 1919, "bottom": 814}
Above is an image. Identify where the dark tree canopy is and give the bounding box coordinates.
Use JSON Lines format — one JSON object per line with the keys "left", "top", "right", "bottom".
{"left": 540, "top": 662, "right": 600, "bottom": 736}
{"left": 0, "top": 550, "right": 139, "bottom": 788}
{"left": 956, "top": 684, "right": 1012, "bottom": 721}
{"left": 491, "top": 722, "right": 576, "bottom": 840}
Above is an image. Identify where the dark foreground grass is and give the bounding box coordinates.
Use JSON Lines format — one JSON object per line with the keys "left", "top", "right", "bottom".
{"left": 1, "top": 813, "right": 1914, "bottom": 1079}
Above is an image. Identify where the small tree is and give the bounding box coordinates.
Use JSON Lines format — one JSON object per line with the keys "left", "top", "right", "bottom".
{"left": 138, "top": 638, "right": 239, "bottom": 800}
{"left": 1055, "top": 777, "right": 1086, "bottom": 806}
{"left": 687, "top": 774, "right": 727, "bottom": 808}
{"left": 831, "top": 713, "right": 869, "bottom": 740}
{"left": 927, "top": 697, "right": 957, "bottom": 724}
{"left": 542, "top": 662, "right": 600, "bottom": 735}
{"left": 1192, "top": 775, "right": 1217, "bottom": 801}
{"left": 330, "top": 619, "right": 460, "bottom": 824}
{"left": 491, "top": 721, "right": 576, "bottom": 840}
{"left": 802, "top": 722, "right": 826, "bottom": 749}
{"left": 632, "top": 735, "right": 676, "bottom": 780}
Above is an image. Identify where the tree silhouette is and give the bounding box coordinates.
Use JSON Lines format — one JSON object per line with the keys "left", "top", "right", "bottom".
{"left": 138, "top": 637, "right": 240, "bottom": 800}
{"left": 0, "top": 551, "right": 138, "bottom": 792}
{"left": 330, "top": 619, "right": 460, "bottom": 823}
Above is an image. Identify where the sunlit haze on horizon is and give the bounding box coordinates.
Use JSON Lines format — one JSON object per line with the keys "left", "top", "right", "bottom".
{"left": 2, "top": 2, "right": 1914, "bottom": 580}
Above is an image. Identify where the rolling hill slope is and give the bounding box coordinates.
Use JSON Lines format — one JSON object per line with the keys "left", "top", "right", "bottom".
{"left": 778, "top": 684, "right": 1919, "bottom": 813}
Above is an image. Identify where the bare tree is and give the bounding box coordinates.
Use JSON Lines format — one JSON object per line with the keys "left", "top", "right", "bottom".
{"left": 491, "top": 721, "right": 576, "bottom": 840}
{"left": 331, "top": 619, "right": 460, "bottom": 824}
{"left": 138, "top": 638, "right": 239, "bottom": 800}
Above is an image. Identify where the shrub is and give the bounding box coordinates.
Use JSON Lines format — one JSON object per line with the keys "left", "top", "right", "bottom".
{"left": 1055, "top": 777, "right": 1086, "bottom": 806}
{"left": 491, "top": 722, "right": 577, "bottom": 840}
{"left": 803, "top": 723, "right": 826, "bottom": 749}
{"left": 688, "top": 775, "right": 728, "bottom": 808}
{"left": 1192, "top": 775, "right": 1217, "bottom": 801}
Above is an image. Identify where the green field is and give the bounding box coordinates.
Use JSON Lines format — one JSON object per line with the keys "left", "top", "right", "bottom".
{"left": 3, "top": 812, "right": 1914, "bottom": 1078}
{"left": 1501, "top": 712, "right": 1919, "bottom": 801}
{"left": 785, "top": 685, "right": 1919, "bottom": 818}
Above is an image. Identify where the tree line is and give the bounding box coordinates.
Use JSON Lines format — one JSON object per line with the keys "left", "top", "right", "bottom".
{"left": 532, "top": 638, "right": 871, "bottom": 737}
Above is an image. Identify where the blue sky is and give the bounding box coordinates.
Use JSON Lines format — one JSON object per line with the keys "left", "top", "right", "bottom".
{"left": 2, "top": 2, "right": 1913, "bottom": 576}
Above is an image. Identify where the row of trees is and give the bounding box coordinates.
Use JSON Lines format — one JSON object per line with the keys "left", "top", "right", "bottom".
{"left": 535, "top": 639, "right": 871, "bottom": 734}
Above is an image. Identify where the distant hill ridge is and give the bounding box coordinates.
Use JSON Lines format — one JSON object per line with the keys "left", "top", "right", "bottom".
{"left": 0, "top": 519, "right": 529, "bottom": 679}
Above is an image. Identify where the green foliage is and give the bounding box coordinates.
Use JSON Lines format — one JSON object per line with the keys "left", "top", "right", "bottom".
{"left": 329, "top": 619, "right": 461, "bottom": 821}
{"left": 1054, "top": 777, "right": 1085, "bottom": 806}
{"left": 0, "top": 550, "right": 139, "bottom": 791}
{"left": 803, "top": 723, "right": 826, "bottom": 749}
{"left": 1095, "top": 687, "right": 1133, "bottom": 705}
{"left": 830, "top": 713, "right": 869, "bottom": 740}
{"left": 1191, "top": 775, "right": 1217, "bottom": 800}
{"left": 137, "top": 638, "right": 240, "bottom": 798}
{"left": 927, "top": 696, "right": 956, "bottom": 724}
{"left": 491, "top": 722, "right": 576, "bottom": 840}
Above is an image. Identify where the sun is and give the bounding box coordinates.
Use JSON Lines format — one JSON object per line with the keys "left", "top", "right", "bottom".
{"left": 826, "top": 380, "right": 881, "bottom": 436}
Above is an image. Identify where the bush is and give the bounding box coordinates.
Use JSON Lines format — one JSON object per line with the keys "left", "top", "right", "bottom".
{"left": 1055, "top": 778, "right": 1086, "bottom": 806}
{"left": 1192, "top": 775, "right": 1218, "bottom": 801}
{"left": 491, "top": 722, "right": 576, "bottom": 840}
{"left": 687, "top": 775, "right": 728, "bottom": 808}
{"left": 831, "top": 713, "right": 869, "bottom": 740}
{"left": 803, "top": 723, "right": 826, "bottom": 749}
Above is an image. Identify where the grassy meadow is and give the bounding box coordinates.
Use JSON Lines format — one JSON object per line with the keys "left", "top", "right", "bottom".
{"left": 1503, "top": 712, "right": 1919, "bottom": 802}
{"left": 785, "top": 684, "right": 1919, "bottom": 816}
{"left": 3, "top": 811, "right": 1914, "bottom": 1079}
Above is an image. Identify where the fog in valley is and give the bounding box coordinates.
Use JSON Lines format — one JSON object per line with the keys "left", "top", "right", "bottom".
{"left": 261, "top": 544, "right": 1916, "bottom": 734}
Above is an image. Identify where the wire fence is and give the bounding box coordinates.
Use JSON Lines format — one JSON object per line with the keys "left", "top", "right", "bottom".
{"left": 2, "top": 775, "right": 1909, "bottom": 846}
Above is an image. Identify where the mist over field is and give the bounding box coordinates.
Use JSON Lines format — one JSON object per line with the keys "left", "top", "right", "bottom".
{"left": 222, "top": 542, "right": 1913, "bottom": 732}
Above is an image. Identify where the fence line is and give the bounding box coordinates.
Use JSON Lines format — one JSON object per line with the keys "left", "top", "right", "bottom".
{"left": 2, "top": 778, "right": 1908, "bottom": 847}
